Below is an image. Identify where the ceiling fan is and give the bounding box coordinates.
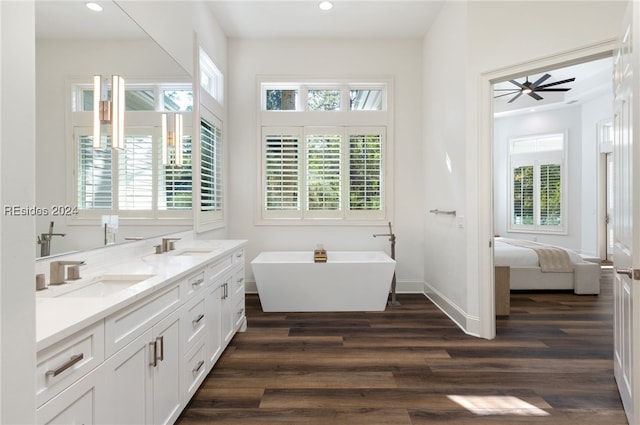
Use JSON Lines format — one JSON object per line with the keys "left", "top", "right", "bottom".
{"left": 494, "top": 73, "right": 576, "bottom": 103}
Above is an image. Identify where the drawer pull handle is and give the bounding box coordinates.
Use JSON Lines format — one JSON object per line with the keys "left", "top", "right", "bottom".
{"left": 192, "top": 314, "right": 205, "bottom": 326}
{"left": 193, "top": 360, "right": 205, "bottom": 375}
{"left": 236, "top": 252, "right": 243, "bottom": 258}
{"left": 157, "top": 336, "right": 164, "bottom": 362}
{"left": 237, "top": 277, "right": 244, "bottom": 284}
{"left": 46, "top": 353, "right": 84, "bottom": 378}
{"left": 149, "top": 341, "right": 158, "bottom": 367}
{"left": 237, "top": 308, "right": 244, "bottom": 318}
{"left": 192, "top": 278, "right": 204, "bottom": 287}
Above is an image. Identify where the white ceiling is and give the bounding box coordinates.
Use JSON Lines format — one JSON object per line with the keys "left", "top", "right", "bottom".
{"left": 493, "top": 57, "right": 613, "bottom": 116}
{"left": 35, "top": 1, "right": 612, "bottom": 115}
{"left": 204, "top": 1, "right": 445, "bottom": 39}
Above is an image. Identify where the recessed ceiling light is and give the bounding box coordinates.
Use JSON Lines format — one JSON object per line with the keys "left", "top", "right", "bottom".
{"left": 319, "top": 1, "right": 333, "bottom": 11}
{"left": 86, "top": 2, "right": 103, "bottom": 12}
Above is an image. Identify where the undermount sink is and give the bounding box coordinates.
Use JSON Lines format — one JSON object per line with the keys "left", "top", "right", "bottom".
{"left": 170, "top": 247, "right": 222, "bottom": 257}
{"left": 52, "top": 274, "right": 156, "bottom": 298}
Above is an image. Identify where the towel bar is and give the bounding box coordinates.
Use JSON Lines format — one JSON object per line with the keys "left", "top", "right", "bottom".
{"left": 429, "top": 209, "right": 456, "bottom": 216}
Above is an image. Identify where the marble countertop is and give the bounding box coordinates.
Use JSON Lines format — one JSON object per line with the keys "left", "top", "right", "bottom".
{"left": 36, "top": 239, "right": 247, "bottom": 351}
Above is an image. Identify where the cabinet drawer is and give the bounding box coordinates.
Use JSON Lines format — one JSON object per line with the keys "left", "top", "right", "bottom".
{"left": 207, "top": 255, "right": 233, "bottom": 282}
{"left": 36, "top": 363, "right": 105, "bottom": 425}
{"left": 182, "top": 295, "right": 206, "bottom": 354}
{"left": 183, "top": 340, "right": 208, "bottom": 402}
{"left": 232, "top": 249, "right": 244, "bottom": 265}
{"left": 183, "top": 269, "right": 206, "bottom": 300}
{"left": 234, "top": 293, "right": 246, "bottom": 330}
{"left": 36, "top": 321, "right": 104, "bottom": 407}
{"left": 105, "top": 284, "right": 181, "bottom": 357}
{"left": 233, "top": 269, "right": 245, "bottom": 295}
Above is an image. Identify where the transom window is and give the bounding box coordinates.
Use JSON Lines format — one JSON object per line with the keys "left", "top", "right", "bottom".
{"left": 508, "top": 133, "right": 567, "bottom": 233}
{"left": 259, "top": 78, "right": 391, "bottom": 224}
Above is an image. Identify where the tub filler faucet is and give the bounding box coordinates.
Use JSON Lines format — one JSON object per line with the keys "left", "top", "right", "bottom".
{"left": 37, "top": 221, "right": 66, "bottom": 257}
{"left": 373, "top": 222, "right": 399, "bottom": 306}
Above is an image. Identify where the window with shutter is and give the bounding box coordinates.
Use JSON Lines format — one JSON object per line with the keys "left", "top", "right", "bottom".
{"left": 71, "top": 81, "right": 193, "bottom": 223}
{"left": 264, "top": 133, "right": 300, "bottom": 211}
{"left": 77, "top": 134, "right": 113, "bottom": 210}
{"left": 508, "top": 133, "right": 566, "bottom": 233}
{"left": 349, "top": 133, "right": 382, "bottom": 211}
{"left": 119, "top": 134, "right": 154, "bottom": 210}
{"left": 258, "top": 79, "right": 391, "bottom": 224}
{"left": 306, "top": 134, "right": 341, "bottom": 211}
{"left": 200, "top": 118, "right": 222, "bottom": 213}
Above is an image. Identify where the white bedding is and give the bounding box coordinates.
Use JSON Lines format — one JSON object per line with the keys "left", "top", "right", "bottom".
{"left": 494, "top": 237, "right": 584, "bottom": 268}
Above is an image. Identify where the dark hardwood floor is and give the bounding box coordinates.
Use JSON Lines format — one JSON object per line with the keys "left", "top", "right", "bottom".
{"left": 176, "top": 267, "right": 627, "bottom": 424}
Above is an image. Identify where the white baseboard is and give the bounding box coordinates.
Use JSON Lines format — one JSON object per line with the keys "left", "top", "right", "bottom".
{"left": 423, "top": 281, "right": 480, "bottom": 337}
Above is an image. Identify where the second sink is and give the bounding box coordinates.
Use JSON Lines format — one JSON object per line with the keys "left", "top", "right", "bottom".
{"left": 50, "top": 274, "right": 156, "bottom": 298}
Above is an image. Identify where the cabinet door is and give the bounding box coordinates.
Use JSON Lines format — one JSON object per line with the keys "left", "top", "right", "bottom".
{"left": 205, "top": 282, "right": 223, "bottom": 366}
{"left": 102, "top": 329, "right": 153, "bottom": 425}
{"left": 220, "top": 273, "right": 235, "bottom": 346}
{"left": 152, "top": 307, "right": 182, "bottom": 425}
{"left": 36, "top": 364, "right": 105, "bottom": 425}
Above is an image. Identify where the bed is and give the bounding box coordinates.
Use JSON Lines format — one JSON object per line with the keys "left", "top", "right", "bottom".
{"left": 494, "top": 237, "right": 600, "bottom": 294}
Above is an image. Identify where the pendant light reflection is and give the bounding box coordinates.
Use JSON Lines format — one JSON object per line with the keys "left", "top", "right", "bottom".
{"left": 93, "top": 75, "right": 125, "bottom": 150}
{"left": 162, "top": 113, "right": 184, "bottom": 166}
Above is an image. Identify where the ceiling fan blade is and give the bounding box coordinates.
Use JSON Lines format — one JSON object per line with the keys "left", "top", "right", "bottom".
{"left": 535, "top": 88, "right": 572, "bottom": 92}
{"left": 494, "top": 91, "right": 520, "bottom": 99}
{"left": 531, "top": 73, "right": 551, "bottom": 88}
{"left": 536, "top": 77, "right": 576, "bottom": 89}
{"left": 508, "top": 79, "right": 527, "bottom": 89}
{"left": 528, "top": 91, "right": 543, "bottom": 101}
{"left": 508, "top": 92, "right": 523, "bottom": 103}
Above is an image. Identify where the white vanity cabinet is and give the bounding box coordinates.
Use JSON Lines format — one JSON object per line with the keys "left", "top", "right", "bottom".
{"left": 35, "top": 241, "right": 247, "bottom": 425}
{"left": 36, "top": 363, "right": 106, "bottom": 425}
{"left": 102, "top": 302, "right": 182, "bottom": 425}
{"left": 35, "top": 321, "right": 106, "bottom": 425}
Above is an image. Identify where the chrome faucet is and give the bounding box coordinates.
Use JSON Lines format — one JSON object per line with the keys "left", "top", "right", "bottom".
{"left": 156, "top": 237, "right": 181, "bottom": 254}
{"left": 49, "top": 260, "right": 85, "bottom": 285}
{"left": 37, "top": 221, "right": 65, "bottom": 257}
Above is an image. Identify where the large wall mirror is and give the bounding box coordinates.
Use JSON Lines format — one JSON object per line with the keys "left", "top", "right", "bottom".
{"left": 35, "top": 1, "right": 193, "bottom": 258}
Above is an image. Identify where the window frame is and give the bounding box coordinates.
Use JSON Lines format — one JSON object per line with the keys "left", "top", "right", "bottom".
{"left": 66, "top": 78, "right": 194, "bottom": 227}
{"left": 257, "top": 77, "right": 392, "bottom": 226}
{"left": 507, "top": 132, "right": 568, "bottom": 234}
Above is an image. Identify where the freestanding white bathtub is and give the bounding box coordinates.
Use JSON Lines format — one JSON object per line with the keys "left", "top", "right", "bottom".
{"left": 251, "top": 251, "right": 396, "bottom": 312}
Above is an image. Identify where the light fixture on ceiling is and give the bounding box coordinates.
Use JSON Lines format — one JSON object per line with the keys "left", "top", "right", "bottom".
{"left": 85, "top": 2, "right": 103, "bottom": 12}
{"left": 319, "top": 1, "right": 333, "bottom": 11}
{"left": 93, "top": 75, "right": 125, "bottom": 150}
{"left": 162, "top": 113, "right": 184, "bottom": 166}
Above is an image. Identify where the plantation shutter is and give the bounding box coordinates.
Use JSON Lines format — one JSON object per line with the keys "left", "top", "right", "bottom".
{"left": 306, "top": 134, "right": 341, "bottom": 211}
{"left": 77, "top": 134, "right": 112, "bottom": 210}
{"left": 512, "top": 165, "right": 534, "bottom": 226}
{"left": 349, "top": 132, "right": 382, "bottom": 211}
{"left": 539, "top": 163, "right": 561, "bottom": 226}
{"left": 159, "top": 137, "right": 193, "bottom": 210}
{"left": 200, "top": 118, "right": 222, "bottom": 212}
{"left": 264, "top": 134, "right": 300, "bottom": 211}
{"left": 119, "top": 134, "right": 153, "bottom": 210}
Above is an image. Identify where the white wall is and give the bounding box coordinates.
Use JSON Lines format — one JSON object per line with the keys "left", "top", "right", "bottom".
{"left": 35, "top": 39, "right": 190, "bottom": 255}
{"left": 1, "top": 1, "right": 36, "bottom": 423}
{"left": 117, "top": 0, "right": 229, "bottom": 243}
{"left": 423, "top": 1, "right": 471, "bottom": 327}
{"left": 424, "top": 0, "right": 626, "bottom": 336}
{"left": 227, "top": 38, "right": 425, "bottom": 288}
{"left": 493, "top": 105, "right": 584, "bottom": 249}
{"left": 582, "top": 91, "right": 614, "bottom": 257}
